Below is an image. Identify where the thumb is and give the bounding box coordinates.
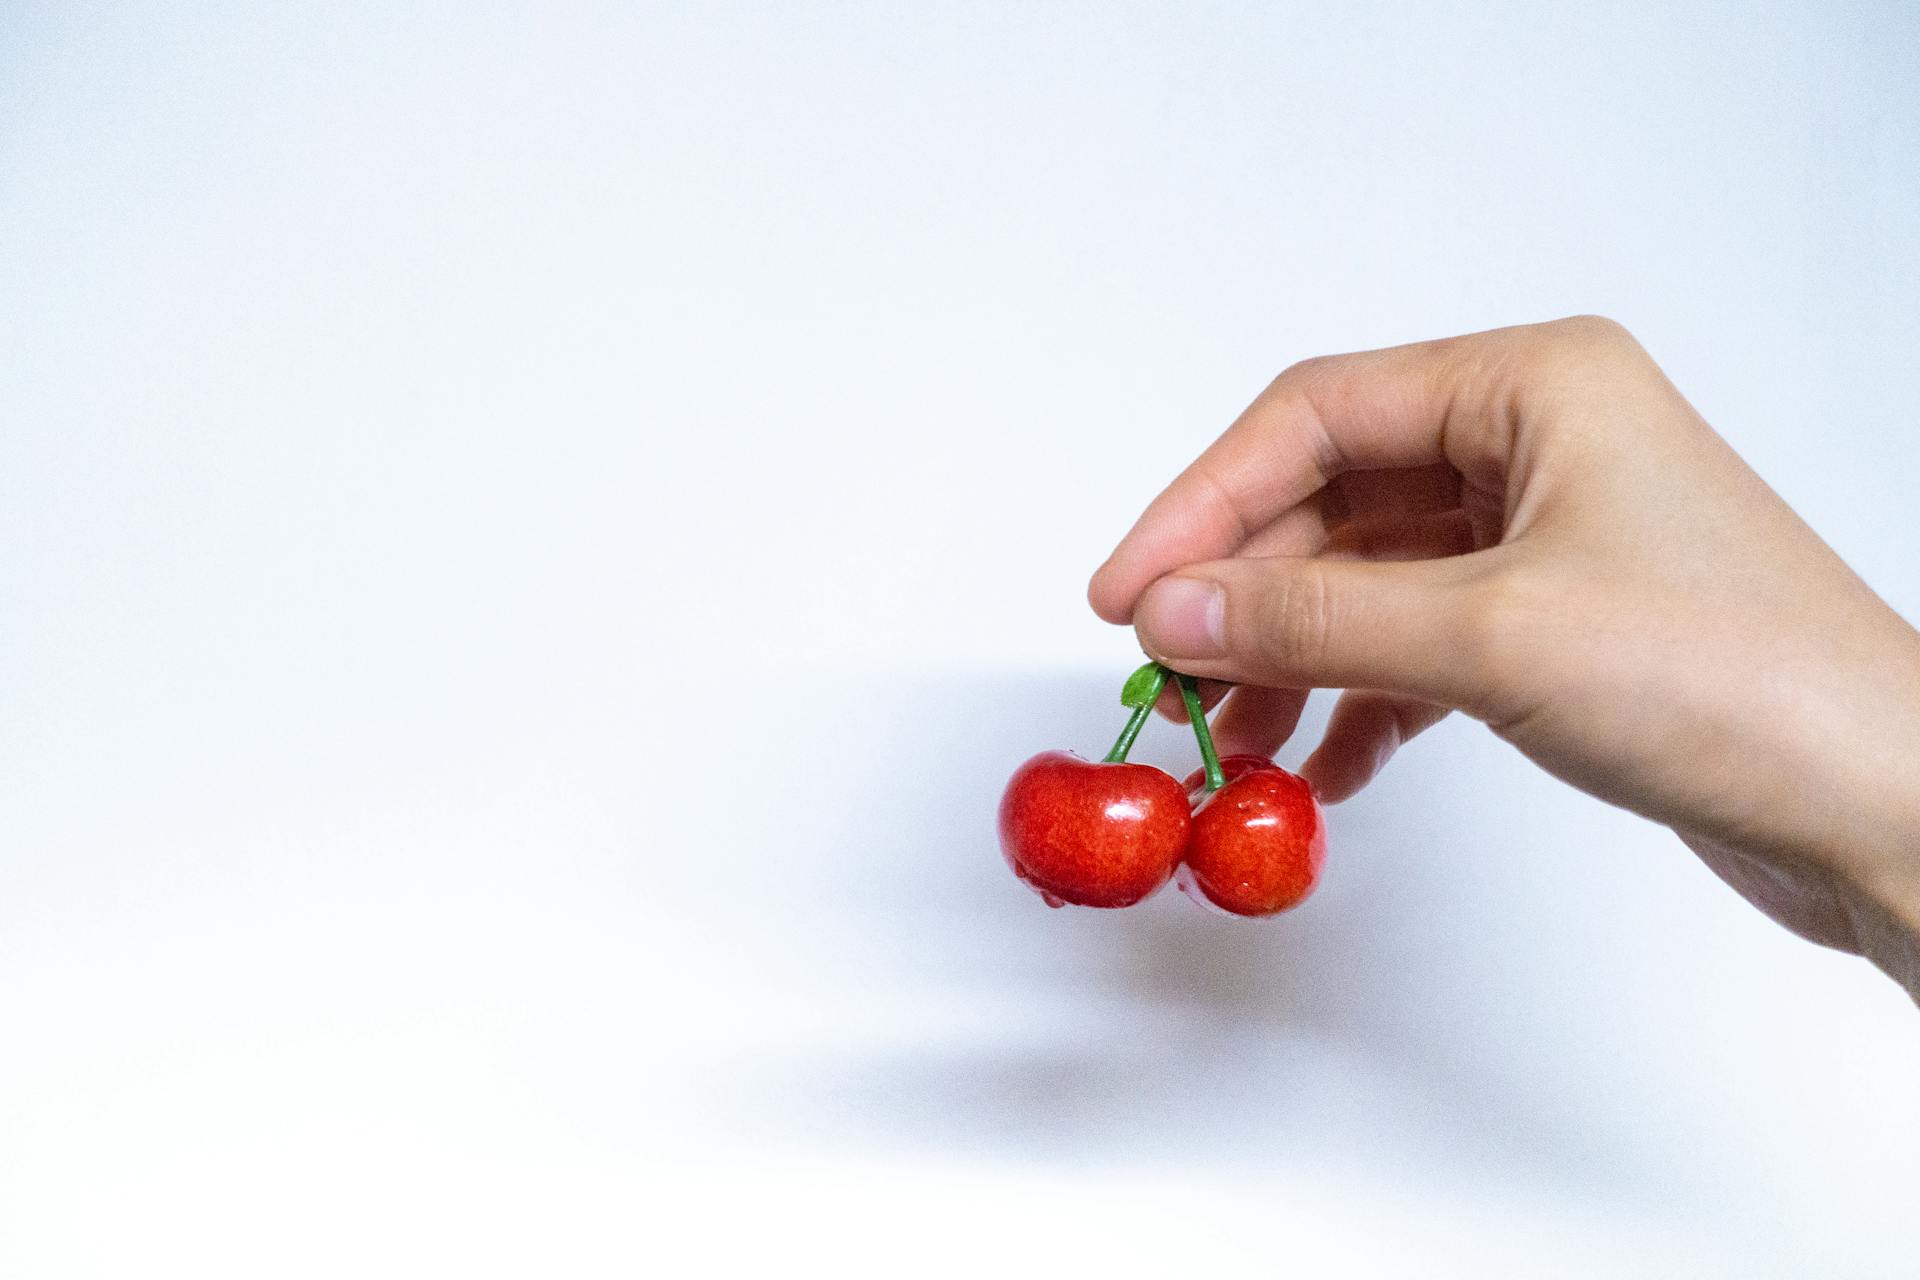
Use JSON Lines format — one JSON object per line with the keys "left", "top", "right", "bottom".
{"left": 1132, "top": 555, "right": 1488, "bottom": 709}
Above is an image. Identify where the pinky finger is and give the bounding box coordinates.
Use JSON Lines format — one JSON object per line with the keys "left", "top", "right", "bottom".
{"left": 1299, "top": 690, "right": 1450, "bottom": 804}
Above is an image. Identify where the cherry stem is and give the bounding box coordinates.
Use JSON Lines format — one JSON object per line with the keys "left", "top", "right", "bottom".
{"left": 1103, "top": 703, "right": 1153, "bottom": 764}
{"left": 1177, "top": 672, "right": 1226, "bottom": 791}
{"left": 1103, "top": 663, "right": 1169, "bottom": 763}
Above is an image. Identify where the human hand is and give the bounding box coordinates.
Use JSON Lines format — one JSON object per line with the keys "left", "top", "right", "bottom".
{"left": 1089, "top": 317, "right": 1920, "bottom": 996}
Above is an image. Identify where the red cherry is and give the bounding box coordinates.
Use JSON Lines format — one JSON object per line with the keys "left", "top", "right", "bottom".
{"left": 998, "top": 750, "right": 1190, "bottom": 908}
{"left": 1179, "top": 760, "right": 1325, "bottom": 916}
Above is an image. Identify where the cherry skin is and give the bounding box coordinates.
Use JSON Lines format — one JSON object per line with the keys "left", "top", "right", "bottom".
{"left": 1180, "top": 754, "right": 1281, "bottom": 802}
{"left": 999, "top": 751, "right": 1190, "bottom": 908}
{"left": 1178, "top": 757, "right": 1326, "bottom": 917}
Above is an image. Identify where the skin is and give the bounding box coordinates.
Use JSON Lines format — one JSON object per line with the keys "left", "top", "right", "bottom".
{"left": 1088, "top": 317, "right": 1920, "bottom": 1000}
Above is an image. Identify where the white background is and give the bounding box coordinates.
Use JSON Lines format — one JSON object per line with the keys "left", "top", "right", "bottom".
{"left": 4, "top": 2, "right": 1919, "bottom": 1275}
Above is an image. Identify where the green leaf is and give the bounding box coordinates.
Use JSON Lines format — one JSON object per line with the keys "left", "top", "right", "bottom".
{"left": 1119, "top": 661, "right": 1169, "bottom": 709}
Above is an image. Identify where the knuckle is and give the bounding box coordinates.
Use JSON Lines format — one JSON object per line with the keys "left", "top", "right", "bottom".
{"left": 1249, "top": 564, "right": 1335, "bottom": 674}
{"left": 1553, "top": 313, "right": 1635, "bottom": 346}
{"left": 1452, "top": 565, "right": 1554, "bottom": 717}
{"left": 1531, "top": 314, "right": 1646, "bottom": 375}
{"left": 1479, "top": 317, "right": 1654, "bottom": 433}
{"left": 1460, "top": 568, "right": 1526, "bottom": 658}
{"left": 1265, "top": 358, "right": 1347, "bottom": 478}
{"left": 1274, "top": 353, "right": 1338, "bottom": 388}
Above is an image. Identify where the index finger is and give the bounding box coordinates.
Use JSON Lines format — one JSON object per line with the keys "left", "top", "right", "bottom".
{"left": 1086, "top": 331, "right": 1492, "bottom": 624}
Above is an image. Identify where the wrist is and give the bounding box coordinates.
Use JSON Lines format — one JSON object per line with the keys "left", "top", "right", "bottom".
{"left": 1792, "top": 621, "right": 1920, "bottom": 997}
{"left": 1839, "top": 864, "right": 1920, "bottom": 1004}
{"left": 1829, "top": 649, "right": 1920, "bottom": 1001}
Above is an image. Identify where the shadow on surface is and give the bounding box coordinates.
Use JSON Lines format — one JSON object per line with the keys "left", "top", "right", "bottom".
{"left": 701, "top": 669, "right": 1667, "bottom": 1200}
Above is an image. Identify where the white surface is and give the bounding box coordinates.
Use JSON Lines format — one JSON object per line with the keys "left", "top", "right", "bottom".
{"left": 4, "top": 2, "right": 1919, "bottom": 1275}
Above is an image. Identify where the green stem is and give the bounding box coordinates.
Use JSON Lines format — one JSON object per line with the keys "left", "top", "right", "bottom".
{"left": 1177, "top": 672, "right": 1225, "bottom": 791}
{"left": 1103, "top": 701, "right": 1155, "bottom": 763}
{"left": 1104, "top": 663, "right": 1169, "bottom": 763}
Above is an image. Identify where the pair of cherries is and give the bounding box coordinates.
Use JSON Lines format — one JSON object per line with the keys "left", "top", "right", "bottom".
{"left": 998, "top": 663, "right": 1326, "bottom": 916}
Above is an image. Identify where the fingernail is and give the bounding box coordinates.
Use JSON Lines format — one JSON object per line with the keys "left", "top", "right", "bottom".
{"left": 1137, "top": 577, "right": 1225, "bottom": 659}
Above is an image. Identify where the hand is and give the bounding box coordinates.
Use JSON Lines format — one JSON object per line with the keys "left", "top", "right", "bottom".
{"left": 1089, "top": 317, "right": 1920, "bottom": 998}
